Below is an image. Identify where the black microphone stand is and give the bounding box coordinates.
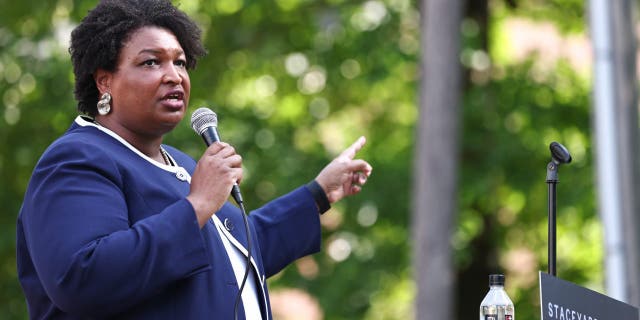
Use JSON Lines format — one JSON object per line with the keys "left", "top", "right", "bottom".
{"left": 546, "top": 161, "right": 559, "bottom": 276}
{"left": 546, "top": 142, "right": 572, "bottom": 277}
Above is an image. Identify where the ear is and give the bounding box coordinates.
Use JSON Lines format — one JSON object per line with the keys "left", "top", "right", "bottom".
{"left": 94, "top": 69, "right": 112, "bottom": 93}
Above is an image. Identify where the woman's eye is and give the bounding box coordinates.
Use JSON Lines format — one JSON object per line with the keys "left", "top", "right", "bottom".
{"left": 175, "top": 59, "right": 187, "bottom": 67}
{"left": 142, "top": 59, "right": 158, "bottom": 66}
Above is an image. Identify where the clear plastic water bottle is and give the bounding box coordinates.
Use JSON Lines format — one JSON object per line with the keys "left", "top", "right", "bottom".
{"left": 479, "top": 274, "right": 515, "bottom": 320}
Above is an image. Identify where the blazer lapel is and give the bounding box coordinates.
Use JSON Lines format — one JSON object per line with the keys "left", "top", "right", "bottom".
{"left": 211, "top": 215, "right": 270, "bottom": 320}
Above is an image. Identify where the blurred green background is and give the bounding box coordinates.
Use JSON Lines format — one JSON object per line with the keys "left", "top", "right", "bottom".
{"left": 0, "top": 0, "right": 603, "bottom": 319}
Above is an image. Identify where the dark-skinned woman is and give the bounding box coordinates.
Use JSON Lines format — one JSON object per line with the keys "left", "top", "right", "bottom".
{"left": 16, "top": 0, "right": 372, "bottom": 319}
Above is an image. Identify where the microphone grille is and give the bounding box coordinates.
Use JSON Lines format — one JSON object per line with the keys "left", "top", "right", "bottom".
{"left": 191, "top": 107, "right": 218, "bottom": 134}
{"left": 550, "top": 141, "right": 572, "bottom": 164}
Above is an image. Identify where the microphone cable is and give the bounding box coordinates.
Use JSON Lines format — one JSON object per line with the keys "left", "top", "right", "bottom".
{"left": 233, "top": 199, "right": 252, "bottom": 320}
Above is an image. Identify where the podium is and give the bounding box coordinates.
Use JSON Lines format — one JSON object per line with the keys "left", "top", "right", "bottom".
{"left": 539, "top": 272, "right": 639, "bottom": 319}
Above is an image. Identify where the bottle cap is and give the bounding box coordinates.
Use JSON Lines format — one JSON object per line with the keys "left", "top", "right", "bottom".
{"left": 489, "top": 274, "right": 505, "bottom": 286}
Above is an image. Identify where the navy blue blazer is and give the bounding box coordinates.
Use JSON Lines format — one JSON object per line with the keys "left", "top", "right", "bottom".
{"left": 16, "top": 116, "right": 322, "bottom": 319}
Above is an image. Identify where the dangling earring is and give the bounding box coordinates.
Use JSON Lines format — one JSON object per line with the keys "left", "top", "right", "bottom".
{"left": 97, "top": 92, "right": 112, "bottom": 115}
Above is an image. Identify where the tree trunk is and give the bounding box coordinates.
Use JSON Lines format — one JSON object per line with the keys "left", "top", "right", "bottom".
{"left": 413, "top": 0, "right": 464, "bottom": 318}
{"left": 456, "top": 1, "right": 494, "bottom": 317}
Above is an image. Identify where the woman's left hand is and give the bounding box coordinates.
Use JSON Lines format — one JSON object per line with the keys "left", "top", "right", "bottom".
{"left": 315, "top": 136, "right": 373, "bottom": 204}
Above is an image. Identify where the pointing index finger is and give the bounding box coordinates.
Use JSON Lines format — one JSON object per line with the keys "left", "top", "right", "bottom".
{"left": 339, "top": 136, "right": 367, "bottom": 160}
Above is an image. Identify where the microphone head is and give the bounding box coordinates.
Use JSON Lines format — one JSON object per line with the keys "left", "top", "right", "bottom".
{"left": 191, "top": 107, "right": 218, "bottom": 134}
{"left": 550, "top": 141, "right": 572, "bottom": 164}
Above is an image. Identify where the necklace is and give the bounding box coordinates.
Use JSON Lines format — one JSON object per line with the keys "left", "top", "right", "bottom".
{"left": 160, "top": 146, "right": 173, "bottom": 166}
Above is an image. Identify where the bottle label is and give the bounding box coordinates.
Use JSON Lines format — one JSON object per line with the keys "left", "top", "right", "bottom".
{"left": 484, "top": 316, "right": 511, "bottom": 320}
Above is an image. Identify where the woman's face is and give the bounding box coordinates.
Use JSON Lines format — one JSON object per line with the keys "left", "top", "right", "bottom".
{"left": 100, "top": 26, "right": 190, "bottom": 138}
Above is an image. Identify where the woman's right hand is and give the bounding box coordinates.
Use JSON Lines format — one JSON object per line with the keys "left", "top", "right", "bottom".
{"left": 186, "top": 142, "right": 243, "bottom": 227}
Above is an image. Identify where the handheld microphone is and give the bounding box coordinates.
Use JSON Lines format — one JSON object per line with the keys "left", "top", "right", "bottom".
{"left": 190, "top": 107, "right": 243, "bottom": 204}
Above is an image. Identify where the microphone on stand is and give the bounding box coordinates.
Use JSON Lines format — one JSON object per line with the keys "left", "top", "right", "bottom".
{"left": 546, "top": 141, "right": 572, "bottom": 277}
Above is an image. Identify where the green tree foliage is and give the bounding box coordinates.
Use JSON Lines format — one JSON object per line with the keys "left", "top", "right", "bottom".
{"left": 0, "top": 0, "right": 601, "bottom": 319}
{"left": 505, "top": 0, "right": 585, "bottom": 33}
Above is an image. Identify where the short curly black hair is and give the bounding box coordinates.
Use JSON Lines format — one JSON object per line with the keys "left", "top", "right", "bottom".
{"left": 69, "top": 0, "right": 207, "bottom": 116}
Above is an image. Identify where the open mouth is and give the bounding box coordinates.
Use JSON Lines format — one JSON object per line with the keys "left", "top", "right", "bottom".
{"left": 163, "top": 92, "right": 184, "bottom": 101}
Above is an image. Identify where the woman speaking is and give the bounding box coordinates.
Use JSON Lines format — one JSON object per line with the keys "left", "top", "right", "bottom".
{"left": 16, "top": 0, "right": 372, "bottom": 319}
